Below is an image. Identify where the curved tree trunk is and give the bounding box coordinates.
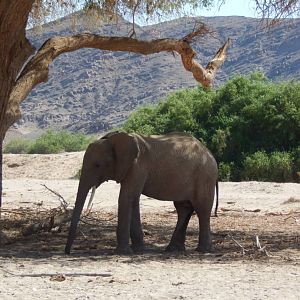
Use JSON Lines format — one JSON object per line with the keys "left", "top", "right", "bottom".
{"left": 0, "top": 0, "right": 35, "bottom": 207}
{"left": 0, "top": 142, "right": 2, "bottom": 207}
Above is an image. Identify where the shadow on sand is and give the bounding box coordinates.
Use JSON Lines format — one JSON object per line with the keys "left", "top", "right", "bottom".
{"left": 0, "top": 209, "right": 299, "bottom": 263}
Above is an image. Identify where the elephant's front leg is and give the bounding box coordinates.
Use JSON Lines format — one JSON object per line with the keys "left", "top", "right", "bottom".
{"left": 116, "top": 185, "right": 142, "bottom": 255}
{"left": 130, "top": 199, "right": 144, "bottom": 253}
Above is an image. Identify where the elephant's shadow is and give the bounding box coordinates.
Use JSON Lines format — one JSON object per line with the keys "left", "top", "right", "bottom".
{"left": 0, "top": 209, "right": 299, "bottom": 262}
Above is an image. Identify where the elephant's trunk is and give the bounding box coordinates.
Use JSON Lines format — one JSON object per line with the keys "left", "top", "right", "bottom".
{"left": 65, "top": 180, "right": 90, "bottom": 254}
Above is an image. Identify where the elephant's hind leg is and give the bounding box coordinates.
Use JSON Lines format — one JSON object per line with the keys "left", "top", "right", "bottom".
{"left": 193, "top": 187, "right": 214, "bottom": 253}
{"left": 165, "top": 200, "right": 194, "bottom": 252}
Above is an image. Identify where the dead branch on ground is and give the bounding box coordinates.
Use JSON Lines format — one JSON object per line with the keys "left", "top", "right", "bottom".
{"left": 22, "top": 185, "right": 73, "bottom": 235}
{"left": 41, "top": 184, "right": 69, "bottom": 210}
{"left": 228, "top": 233, "right": 271, "bottom": 257}
{"left": 255, "top": 235, "right": 270, "bottom": 256}
{"left": 22, "top": 208, "right": 73, "bottom": 236}
{"left": 21, "top": 185, "right": 101, "bottom": 236}
{"left": 284, "top": 215, "right": 299, "bottom": 223}
{"left": 228, "top": 233, "right": 248, "bottom": 255}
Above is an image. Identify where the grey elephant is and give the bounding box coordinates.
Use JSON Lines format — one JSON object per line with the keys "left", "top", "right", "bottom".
{"left": 65, "top": 131, "right": 218, "bottom": 255}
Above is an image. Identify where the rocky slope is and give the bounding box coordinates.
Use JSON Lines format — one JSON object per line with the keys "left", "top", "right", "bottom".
{"left": 12, "top": 13, "right": 300, "bottom": 137}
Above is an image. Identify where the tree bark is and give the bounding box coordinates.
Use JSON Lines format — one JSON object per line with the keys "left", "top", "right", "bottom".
{"left": 0, "top": 1, "right": 35, "bottom": 207}
{"left": 0, "top": 141, "right": 2, "bottom": 207}
{"left": 0, "top": 0, "right": 35, "bottom": 138}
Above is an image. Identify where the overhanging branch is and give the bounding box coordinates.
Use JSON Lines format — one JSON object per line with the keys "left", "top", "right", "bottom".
{"left": 7, "top": 33, "right": 230, "bottom": 124}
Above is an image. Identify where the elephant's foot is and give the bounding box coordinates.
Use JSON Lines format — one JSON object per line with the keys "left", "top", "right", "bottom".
{"left": 195, "top": 243, "right": 213, "bottom": 253}
{"left": 64, "top": 246, "right": 71, "bottom": 255}
{"left": 131, "top": 244, "right": 145, "bottom": 254}
{"left": 115, "top": 245, "right": 133, "bottom": 255}
{"left": 165, "top": 243, "right": 186, "bottom": 253}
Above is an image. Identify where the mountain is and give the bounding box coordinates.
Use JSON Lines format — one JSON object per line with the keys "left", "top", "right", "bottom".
{"left": 12, "top": 12, "right": 300, "bottom": 137}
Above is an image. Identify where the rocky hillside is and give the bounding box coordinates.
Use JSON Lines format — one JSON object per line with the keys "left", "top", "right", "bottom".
{"left": 12, "top": 13, "right": 300, "bottom": 137}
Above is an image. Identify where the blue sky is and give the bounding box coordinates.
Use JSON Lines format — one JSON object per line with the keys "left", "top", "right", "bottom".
{"left": 55, "top": 1, "right": 258, "bottom": 26}
{"left": 201, "top": 0, "right": 257, "bottom": 17}
{"left": 75, "top": 1, "right": 258, "bottom": 19}
{"left": 133, "top": 0, "right": 259, "bottom": 25}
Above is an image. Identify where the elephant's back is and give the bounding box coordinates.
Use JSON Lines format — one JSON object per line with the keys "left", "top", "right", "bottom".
{"left": 138, "top": 132, "right": 216, "bottom": 171}
{"left": 138, "top": 132, "right": 217, "bottom": 201}
{"left": 142, "top": 132, "right": 210, "bottom": 159}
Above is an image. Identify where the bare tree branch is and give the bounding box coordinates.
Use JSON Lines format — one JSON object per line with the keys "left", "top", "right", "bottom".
{"left": 182, "top": 22, "right": 210, "bottom": 43}
{"left": 7, "top": 33, "right": 230, "bottom": 124}
{"left": 228, "top": 233, "right": 248, "bottom": 255}
{"left": 129, "top": 0, "right": 141, "bottom": 38}
{"left": 255, "top": 0, "right": 300, "bottom": 26}
{"left": 41, "top": 184, "right": 69, "bottom": 210}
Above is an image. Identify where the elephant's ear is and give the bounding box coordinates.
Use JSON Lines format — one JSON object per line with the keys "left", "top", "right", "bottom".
{"left": 108, "top": 132, "right": 139, "bottom": 183}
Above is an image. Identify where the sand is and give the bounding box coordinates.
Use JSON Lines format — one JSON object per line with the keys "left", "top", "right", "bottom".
{"left": 0, "top": 152, "right": 299, "bottom": 299}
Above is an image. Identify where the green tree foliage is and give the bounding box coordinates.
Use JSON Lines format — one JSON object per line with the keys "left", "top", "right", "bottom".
{"left": 210, "top": 73, "right": 300, "bottom": 162}
{"left": 3, "top": 139, "right": 32, "bottom": 154}
{"left": 4, "top": 130, "right": 95, "bottom": 154}
{"left": 82, "top": 0, "right": 214, "bottom": 19}
{"left": 123, "top": 87, "right": 215, "bottom": 141}
{"left": 243, "top": 151, "right": 293, "bottom": 182}
{"left": 123, "top": 73, "right": 300, "bottom": 182}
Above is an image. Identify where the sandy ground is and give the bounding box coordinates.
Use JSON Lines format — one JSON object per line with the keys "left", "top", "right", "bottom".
{"left": 1, "top": 152, "right": 300, "bottom": 299}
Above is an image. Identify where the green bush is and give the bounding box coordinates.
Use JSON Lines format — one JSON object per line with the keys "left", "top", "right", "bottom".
{"left": 209, "top": 73, "right": 300, "bottom": 162}
{"left": 123, "top": 87, "right": 215, "bottom": 142}
{"left": 5, "top": 130, "right": 95, "bottom": 154}
{"left": 123, "top": 72, "right": 300, "bottom": 182}
{"left": 292, "top": 147, "right": 300, "bottom": 172}
{"left": 269, "top": 152, "right": 293, "bottom": 182}
{"left": 28, "top": 131, "right": 64, "bottom": 154}
{"left": 28, "top": 130, "right": 95, "bottom": 154}
{"left": 243, "top": 151, "right": 270, "bottom": 181}
{"left": 243, "top": 151, "right": 293, "bottom": 182}
{"left": 218, "top": 162, "right": 233, "bottom": 181}
{"left": 4, "top": 138, "right": 32, "bottom": 154}
{"left": 293, "top": 147, "right": 300, "bottom": 182}
{"left": 123, "top": 106, "right": 158, "bottom": 135}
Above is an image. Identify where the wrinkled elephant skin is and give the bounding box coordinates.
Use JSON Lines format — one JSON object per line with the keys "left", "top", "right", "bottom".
{"left": 65, "top": 132, "right": 218, "bottom": 255}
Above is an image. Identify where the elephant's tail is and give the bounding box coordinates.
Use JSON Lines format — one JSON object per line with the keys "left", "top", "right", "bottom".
{"left": 214, "top": 181, "right": 219, "bottom": 217}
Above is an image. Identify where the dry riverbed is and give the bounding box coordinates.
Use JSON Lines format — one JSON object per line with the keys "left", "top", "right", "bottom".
{"left": 0, "top": 152, "right": 299, "bottom": 299}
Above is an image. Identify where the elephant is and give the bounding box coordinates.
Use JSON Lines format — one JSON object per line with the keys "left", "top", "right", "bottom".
{"left": 65, "top": 131, "right": 218, "bottom": 255}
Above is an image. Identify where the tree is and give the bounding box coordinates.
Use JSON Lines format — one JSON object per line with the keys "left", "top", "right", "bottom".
{"left": 0, "top": 0, "right": 231, "bottom": 206}
{"left": 254, "top": 0, "right": 300, "bottom": 25}
{"left": 1, "top": 0, "right": 300, "bottom": 206}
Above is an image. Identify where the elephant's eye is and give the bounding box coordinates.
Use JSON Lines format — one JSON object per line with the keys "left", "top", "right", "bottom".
{"left": 95, "top": 163, "right": 100, "bottom": 168}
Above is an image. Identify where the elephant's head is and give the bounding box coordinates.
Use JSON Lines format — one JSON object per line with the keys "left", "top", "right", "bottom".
{"left": 65, "top": 132, "right": 139, "bottom": 254}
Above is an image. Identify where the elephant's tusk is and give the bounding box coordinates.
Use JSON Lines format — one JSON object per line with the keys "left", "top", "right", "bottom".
{"left": 86, "top": 186, "right": 96, "bottom": 212}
